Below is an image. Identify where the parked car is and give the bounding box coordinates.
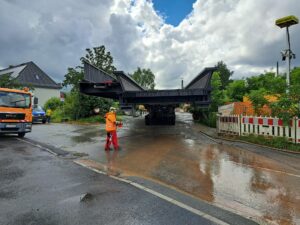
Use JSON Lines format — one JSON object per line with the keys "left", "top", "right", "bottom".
{"left": 32, "top": 105, "right": 46, "bottom": 124}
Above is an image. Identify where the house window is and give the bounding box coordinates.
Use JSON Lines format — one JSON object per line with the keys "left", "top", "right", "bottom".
{"left": 35, "top": 75, "right": 40, "bottom": 80}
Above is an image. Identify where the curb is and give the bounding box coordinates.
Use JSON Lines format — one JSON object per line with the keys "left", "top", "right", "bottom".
{"left": 197, "top": 130, "right": 300, "bottom": 155}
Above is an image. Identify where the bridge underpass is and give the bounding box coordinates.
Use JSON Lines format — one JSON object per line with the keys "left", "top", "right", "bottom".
{"left": 80, "top": 60, "right": 216, "bottom": 125}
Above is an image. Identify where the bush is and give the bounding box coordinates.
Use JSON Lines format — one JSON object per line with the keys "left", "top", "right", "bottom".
{"left": 44, "top": 97, "right": 63, "bottom": 110}
{"left": 63, "top": 92, "right": 113, "bottom": 120}
{"left": 76, "top": 115, "right": 105, "bottom": 123}
{"left": 190, "top": 107, "right": 217, "bottom": 128}
{"left": 51, "top": 108, "right": 63, "bottom": 123}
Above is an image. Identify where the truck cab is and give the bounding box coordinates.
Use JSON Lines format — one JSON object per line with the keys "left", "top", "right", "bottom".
{"left": 0, "top": 88, "right": 33, "bottom": 137}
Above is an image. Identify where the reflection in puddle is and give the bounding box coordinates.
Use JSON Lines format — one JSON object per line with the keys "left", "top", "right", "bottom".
{"left": 105, "top": 150, "right": 120, "bottom": 176}
{"left": 106, "top": 135, "right": 300, "bottom": 224}
{"left": 71, "top": 129, "right": 106, "bottom": 143}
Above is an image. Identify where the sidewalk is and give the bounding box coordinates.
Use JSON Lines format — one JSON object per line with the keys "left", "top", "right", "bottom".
{"left": 194, "top": 121, "right": 300, "bottom": 155}
{"left": 194, "top": 122, "right": 218, "bottom": 138}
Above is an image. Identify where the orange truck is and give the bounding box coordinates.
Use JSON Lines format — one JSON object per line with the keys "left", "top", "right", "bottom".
{"left": 0, "top": 87, "right": 33, "bottom": 137}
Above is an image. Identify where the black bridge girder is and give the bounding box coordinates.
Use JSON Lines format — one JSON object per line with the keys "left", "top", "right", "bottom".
{"left": 80, "top": 60, "right": 215, "bottom": 106}
{"left": 80, "top": 61, "right": 216, "bottom": 125}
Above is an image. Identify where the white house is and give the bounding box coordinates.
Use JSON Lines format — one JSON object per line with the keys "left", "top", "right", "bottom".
{"left": 0, "top": 61, "right": 61, "bottom": 106}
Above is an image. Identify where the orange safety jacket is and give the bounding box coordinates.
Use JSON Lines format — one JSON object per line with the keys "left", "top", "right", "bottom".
{"left": 105, "top": 111, "right": 116, "bottom": 132}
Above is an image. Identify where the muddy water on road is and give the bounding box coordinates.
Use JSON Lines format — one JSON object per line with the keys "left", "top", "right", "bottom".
{"left": 106, "top": 113, "right": 300, "bottom": 225}
{"left": 28, "top": 113, "right": 300, "bottom": 224}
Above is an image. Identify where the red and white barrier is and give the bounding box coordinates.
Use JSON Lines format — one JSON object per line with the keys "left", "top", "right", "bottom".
{"left": 218, "top": 115, "right": 240, "bottom": 135}
{"left": 218, "top": 115, "right": 300, "bottom": 144}
{"left": 297, "top": 118, "right": 300, "bottom": 144}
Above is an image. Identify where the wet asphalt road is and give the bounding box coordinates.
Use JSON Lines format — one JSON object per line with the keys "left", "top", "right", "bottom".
{"left": 25, "top": 112, "right": 300, "bottom": 225}
{"left": 0, "top": 137, "right": 224, "bottom": 225}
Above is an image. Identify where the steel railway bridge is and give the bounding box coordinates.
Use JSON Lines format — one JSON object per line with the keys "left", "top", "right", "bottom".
{"left": 80, "top": 60, "right": 215, "bottom": 125}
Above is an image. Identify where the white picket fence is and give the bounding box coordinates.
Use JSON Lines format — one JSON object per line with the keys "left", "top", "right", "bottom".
{"left": 217, "top": 115, "right": 300, "bottom": 144}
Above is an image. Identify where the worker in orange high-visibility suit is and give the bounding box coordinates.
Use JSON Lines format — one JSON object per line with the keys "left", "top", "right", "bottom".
{"left": 105, "top": 107, "right": 119, "bottom": 151}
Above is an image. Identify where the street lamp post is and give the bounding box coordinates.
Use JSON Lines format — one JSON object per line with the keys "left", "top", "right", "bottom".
{"left": 275, "top": 15, "right": 299, "bottom": 93}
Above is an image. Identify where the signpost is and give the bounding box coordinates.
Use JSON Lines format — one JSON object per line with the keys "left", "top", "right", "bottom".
{"left": 275, "top": 15, "right": 299, "bottom": 93}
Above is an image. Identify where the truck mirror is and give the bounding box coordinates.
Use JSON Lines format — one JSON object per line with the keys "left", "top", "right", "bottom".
{"left": 34, "top": 97, "right": 38, "bottom": 105}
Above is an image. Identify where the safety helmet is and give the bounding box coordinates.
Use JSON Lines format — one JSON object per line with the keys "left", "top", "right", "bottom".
{"left": 109, "top": 107, "right": 116, "bottom": 112}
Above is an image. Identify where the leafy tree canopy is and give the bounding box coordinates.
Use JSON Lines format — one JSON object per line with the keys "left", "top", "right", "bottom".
{"left": 82, "top": 46, "right": 116, "bottom": 74}
{"left": 210, "top": 72, "right": 228, "bottom": 112}
{"left": 131, "top": 67, "right": 156, "bottom": 90}
{"left": 215, "top": 61, "right": 234, "bottom": 89}
{"left": 226, "top": 80, "right": 247, "bottom": 102}
{"left": 62, "top": 45, "right": 115, "bottom": 119}
{"left": 247, "top": 88, "right": 268, "bottom": 115}
{"left": 63, "top": 46, "right": 116, "bottom": 91}
{"left": 246, "top": 72, "right": 286, "bottom": 94}
{"left": 0, "top": 74, "right": 21, "bottom": 89}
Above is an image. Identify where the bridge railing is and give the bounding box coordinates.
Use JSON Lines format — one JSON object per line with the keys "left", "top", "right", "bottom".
{"left": 217, "top": 115, "right": 300, "bottom": 144}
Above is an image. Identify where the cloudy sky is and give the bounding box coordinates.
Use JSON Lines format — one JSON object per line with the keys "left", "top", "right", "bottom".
{"left": 0, "top": 0, "right": 299, "bottom": 89}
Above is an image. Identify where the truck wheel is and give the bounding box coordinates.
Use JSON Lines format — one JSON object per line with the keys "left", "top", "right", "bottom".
{"left": 171, "top": 117, "right": 175, "bottom": 125}
{"left": 145, "top": 117, "right": 150, "bottom": 125}
{"left": 18, "top": 132, "right": 26, "bottom": 138}
{"left": 42, "top": 119, "right": 46, "bottom": 124}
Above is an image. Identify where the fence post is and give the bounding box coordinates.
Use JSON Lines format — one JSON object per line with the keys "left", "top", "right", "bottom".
{"left": 239, "top": 114, "right": 241, "bottom": 136}
{"left": 295, "top": 117, "right": 298, "bottom": 144}
{"left": 216, "top": 115, "right": 219, "bottom": 134}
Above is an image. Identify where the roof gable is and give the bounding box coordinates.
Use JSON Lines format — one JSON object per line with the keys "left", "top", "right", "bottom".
{"left": 0, "top": 64, "right": 27, "bottom": 78}
{"left": 0, "top": 61, "right": 61, "bottom": 89}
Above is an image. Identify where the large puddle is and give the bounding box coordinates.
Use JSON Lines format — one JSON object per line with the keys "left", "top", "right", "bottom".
{"left": 28, "top": 113, "right": 300, "bottom": 224}
{"left": 103, "top": 114, "right": 300, "bottom": 225}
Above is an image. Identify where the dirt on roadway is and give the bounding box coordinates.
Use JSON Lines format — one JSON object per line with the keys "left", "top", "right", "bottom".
{"left": 27, "top": 113, "right": 300, "bottom": 225}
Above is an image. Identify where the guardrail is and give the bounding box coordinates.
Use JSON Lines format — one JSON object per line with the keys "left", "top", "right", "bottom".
{"left": 217, "top": 115, "right": 300, "bottom": 144}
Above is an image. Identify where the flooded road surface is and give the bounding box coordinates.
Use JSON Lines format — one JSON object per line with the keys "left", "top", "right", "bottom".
{"left": 27, "top": 113, "right": 300, "bottom": 225}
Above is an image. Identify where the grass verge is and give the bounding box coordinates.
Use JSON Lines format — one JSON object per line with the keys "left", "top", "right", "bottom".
{"left": 237, "top": 134, "right": 300, "bottom": 152}
{"left": 51, "top": 112, "right": 123, "bottom": 125}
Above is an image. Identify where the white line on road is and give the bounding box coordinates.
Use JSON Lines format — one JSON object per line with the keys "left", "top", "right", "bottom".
{"left": 16, "top": 138, "right": 58, "bottom": 156}
{"left": 74, "top": 160, "right": 230, "bottom": 225}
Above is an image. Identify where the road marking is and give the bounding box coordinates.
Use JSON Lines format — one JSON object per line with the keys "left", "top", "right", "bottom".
{"left": 16, "top": 138, "right": 58, "bottom": 156}
{"left": 74, "top": 160, "right": 230, "bottom": 225}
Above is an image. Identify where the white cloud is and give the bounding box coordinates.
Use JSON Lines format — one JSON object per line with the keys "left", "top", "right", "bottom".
{"left": 0, "top": 0, "right": 299, "bottom": 88}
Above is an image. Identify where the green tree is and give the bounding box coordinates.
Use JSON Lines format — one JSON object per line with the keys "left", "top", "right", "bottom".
{"left": 0, "top": 74, "right": 22, "bottom": 89}
{"left": 131, "top": 67, "right": 155, "bottom": 90}
{"left": 226, "top": 80, "right": 247, "bottom": 101}
{"left": 271, "top": 73, "right": 300, "bottom": 123}
{"left": 215, "top": 61, "right": 233, "bottom": 89}
{"left": 210, "top": 71, "right": 227, "bottom": 112}
{"left": 291, "top": 67, "right": 300, "bottom": 85}
{"left": 246, "top": 72, "right": 286, "bottom": 94}
{"left": 63, "top": 67, "right": 84, "bottom": 91}
{"left": 44, "top": 97, "right": 63, "bottom": 110}
{"left": 62, "top": 45, "right": 115, "bottom": 120}
{"left": 83, "top": 46, "right": 116, "bottom": 74}
{"left": 190, "top": 72, "right": 228, "bottom": 127}
{"left": 63, "top": 45, "right": 116, "bottom": 91}
{"left": 247, "top": 88, "right": 268, "bottom": 115}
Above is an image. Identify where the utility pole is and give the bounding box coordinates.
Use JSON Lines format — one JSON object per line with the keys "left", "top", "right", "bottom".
{"left": 181, "top": 77, "right": 184, "bottom": 89}
{"left": 275, "top": 15, "right": 299, "bottom": 93}
{"left": 276, "top": 61, "right": 279, "bottom": 77}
